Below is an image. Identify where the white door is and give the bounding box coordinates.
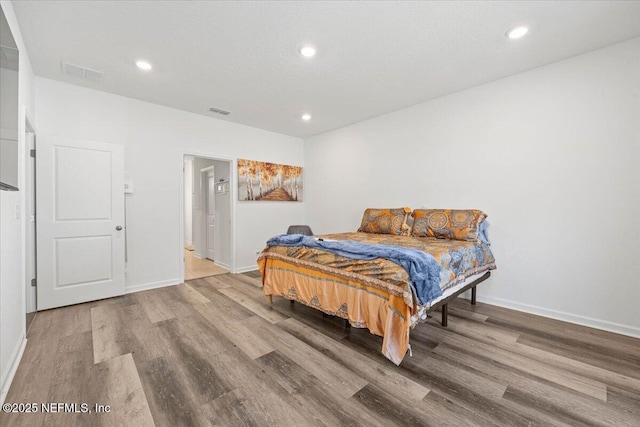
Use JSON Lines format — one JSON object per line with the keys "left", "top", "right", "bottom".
{"left": 37, "top": 136, "right": 125, "bottom": 310}
{"left": 206, "top": 172, "right": 215, "bottom": 260}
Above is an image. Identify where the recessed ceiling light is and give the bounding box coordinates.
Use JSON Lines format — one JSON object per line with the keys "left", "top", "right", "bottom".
{"left": 299, "top": 45, "right": 317, "bottom": 58}
{"left": 136, "top": 60, "right": 152, "bottom": 70}
{"left": 505, "top": 26, "right": 528, "bottom": 39}
{"left": 301, "top": 114, "right": 311, "bottom": 121}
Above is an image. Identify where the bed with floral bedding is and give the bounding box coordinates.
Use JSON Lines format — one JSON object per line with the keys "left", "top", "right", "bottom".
{"left": 257, "top": 208, "right": 496, "bottom": 365}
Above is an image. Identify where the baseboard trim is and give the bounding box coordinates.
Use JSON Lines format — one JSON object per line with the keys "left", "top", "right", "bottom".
{"left": 215, "top": 261, "right": 230, "bottom": 270}
{"left": 125, "top": 278, "right": 181, "bottom": 294}
{"left": 236, "top": 265, "right": 259, "bottom": 274}
{"left": 1, "top": 336, "right": 27, "bottom": 405}
{"left": 476, "top": 295, "right": 640, "bottom": 339}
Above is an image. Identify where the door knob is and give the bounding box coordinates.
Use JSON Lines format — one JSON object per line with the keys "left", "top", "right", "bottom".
{"left": 116, "top": 226, "right": 123, "bottom": 231}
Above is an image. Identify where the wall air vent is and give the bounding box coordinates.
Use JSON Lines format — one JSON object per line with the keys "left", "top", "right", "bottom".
{"left": 61, "top": 61, "right": 103, "bottom": 83}
{"left": 209, "top": 107, "right": 231, "bottom": 116}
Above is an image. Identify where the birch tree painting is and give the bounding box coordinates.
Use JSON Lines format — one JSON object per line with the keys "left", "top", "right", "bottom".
{"left": 238, "top": 159, "right": 303, "bottom": 201}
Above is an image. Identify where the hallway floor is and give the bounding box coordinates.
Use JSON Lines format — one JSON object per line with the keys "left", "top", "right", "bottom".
{"left": 184, "top": 248, "right": 228, "bottom": 280}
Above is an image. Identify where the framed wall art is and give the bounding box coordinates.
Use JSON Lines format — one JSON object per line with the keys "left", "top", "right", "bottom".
{"left": 238, "top": 159, "right": 302, "bottom": 201}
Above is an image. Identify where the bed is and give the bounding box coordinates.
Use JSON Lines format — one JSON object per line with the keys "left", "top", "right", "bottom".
{"left": 258, "top": 208, "right": 496, "bottom": 365}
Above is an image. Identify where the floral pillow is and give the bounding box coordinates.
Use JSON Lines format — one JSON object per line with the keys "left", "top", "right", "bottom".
{"left": 411, "top": 209, "right": 487, "bottom": 241}
{"left": 358, "top": 207, "right": 411, "bottom": 236}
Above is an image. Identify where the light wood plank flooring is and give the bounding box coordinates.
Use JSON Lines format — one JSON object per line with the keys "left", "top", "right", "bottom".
{"left": 184, "top": 249, "right": 228, "bottom": 280}
{"left": 2, "top": 272, "right": 639, "bottom": 426}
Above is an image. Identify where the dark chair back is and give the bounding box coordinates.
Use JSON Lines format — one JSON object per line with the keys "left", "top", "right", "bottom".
{"left": 286, "top": 225, "right": 313, "bottom": 236}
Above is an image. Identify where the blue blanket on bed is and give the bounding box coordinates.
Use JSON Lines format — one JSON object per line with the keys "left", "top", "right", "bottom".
{"left": 266, "top": 234, "right": 442, "bottom": 304}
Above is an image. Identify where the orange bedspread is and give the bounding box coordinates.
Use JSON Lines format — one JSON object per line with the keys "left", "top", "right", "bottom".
{"left": 258, "top": 232, "right": 496, "bottom": 364}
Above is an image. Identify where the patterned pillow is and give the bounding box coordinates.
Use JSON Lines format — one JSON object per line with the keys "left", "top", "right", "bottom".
{"left": 358, "top": 207, "right": 411, "bottom": 236}
{"left": 411, "top": 209, "right": 487, "bottom": 241}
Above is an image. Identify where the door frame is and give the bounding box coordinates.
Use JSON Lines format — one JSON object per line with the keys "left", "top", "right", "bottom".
{"left": 179, "top": 151, "right": 236, "bottom": 281}
{"left": 22, "top": 107, "right": 36, "bottom": 313}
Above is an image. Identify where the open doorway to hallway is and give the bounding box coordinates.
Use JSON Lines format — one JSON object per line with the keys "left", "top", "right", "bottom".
{"left": 183, "top": 155, "right": 232, "bottom": 280}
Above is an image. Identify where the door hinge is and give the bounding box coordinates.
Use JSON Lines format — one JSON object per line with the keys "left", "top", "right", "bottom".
{"left": 31, "top": 278, "right": 37, "bottom": 287}
{"left": 30, "top": 149, "right": 36, "bottom": 158}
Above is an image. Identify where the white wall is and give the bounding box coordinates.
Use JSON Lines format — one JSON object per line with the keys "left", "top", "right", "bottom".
{"left": 305, "top": 38, "right": 640, "bottom": 337}
{"left": 183, "top": 155, "right": 193, "bottom": 246}
{"left": 35, "top": 77, "right": 304, "bottom": 290}
{"left": 0, "top": 0, "right": 36, "bottom": 404}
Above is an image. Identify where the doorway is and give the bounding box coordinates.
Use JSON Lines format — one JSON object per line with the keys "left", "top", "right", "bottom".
{"left": 182, "top": 154, "right": 233, "bottom": 281}
{"left": 24, "top": 112, "right": 36, "bottom": 317}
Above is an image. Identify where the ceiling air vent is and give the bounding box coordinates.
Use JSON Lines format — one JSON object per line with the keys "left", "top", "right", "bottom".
{"left": 61, "top": 61, "right": 103, "bottom": 83}
{"left": 209, "top": 107, "right": 231, "bottom": 116}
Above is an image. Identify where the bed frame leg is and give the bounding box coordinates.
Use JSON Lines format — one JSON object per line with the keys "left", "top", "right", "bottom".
{"left": 471, "top": 286, "right": 477, "bottom": 305}
{"left": 266, "top": 295, "right": 272, "bottom": 304}
{"left": 441, "top": 304, "right": 448, "bottom": 327}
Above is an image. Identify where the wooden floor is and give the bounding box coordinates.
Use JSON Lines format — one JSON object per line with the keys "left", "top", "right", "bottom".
{"left": 2, "top": 273, "right": 640, "bottom": 427}
{"left": 184, "top": 249, "right": 228, "bottom": 281}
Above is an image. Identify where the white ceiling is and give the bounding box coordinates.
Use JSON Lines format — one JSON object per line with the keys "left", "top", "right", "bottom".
{"left": 12, "top": 1, "right": 640, "bottom": 138}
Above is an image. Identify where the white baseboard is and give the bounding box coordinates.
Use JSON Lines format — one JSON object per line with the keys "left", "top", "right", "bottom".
{"left": 477, "top": 295, "right": 640, "bottom": 339}
{"left": 215, "top": 261, "right": 230, "bottom": 270}
{"left": 236, "top": 265, "right": 259, "bottom": 274}
{"left": 125, "top": 278, "right": 181, "bottom": 294}
{"left": 1, "top": 337, "right": 27, "bottom": 405}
